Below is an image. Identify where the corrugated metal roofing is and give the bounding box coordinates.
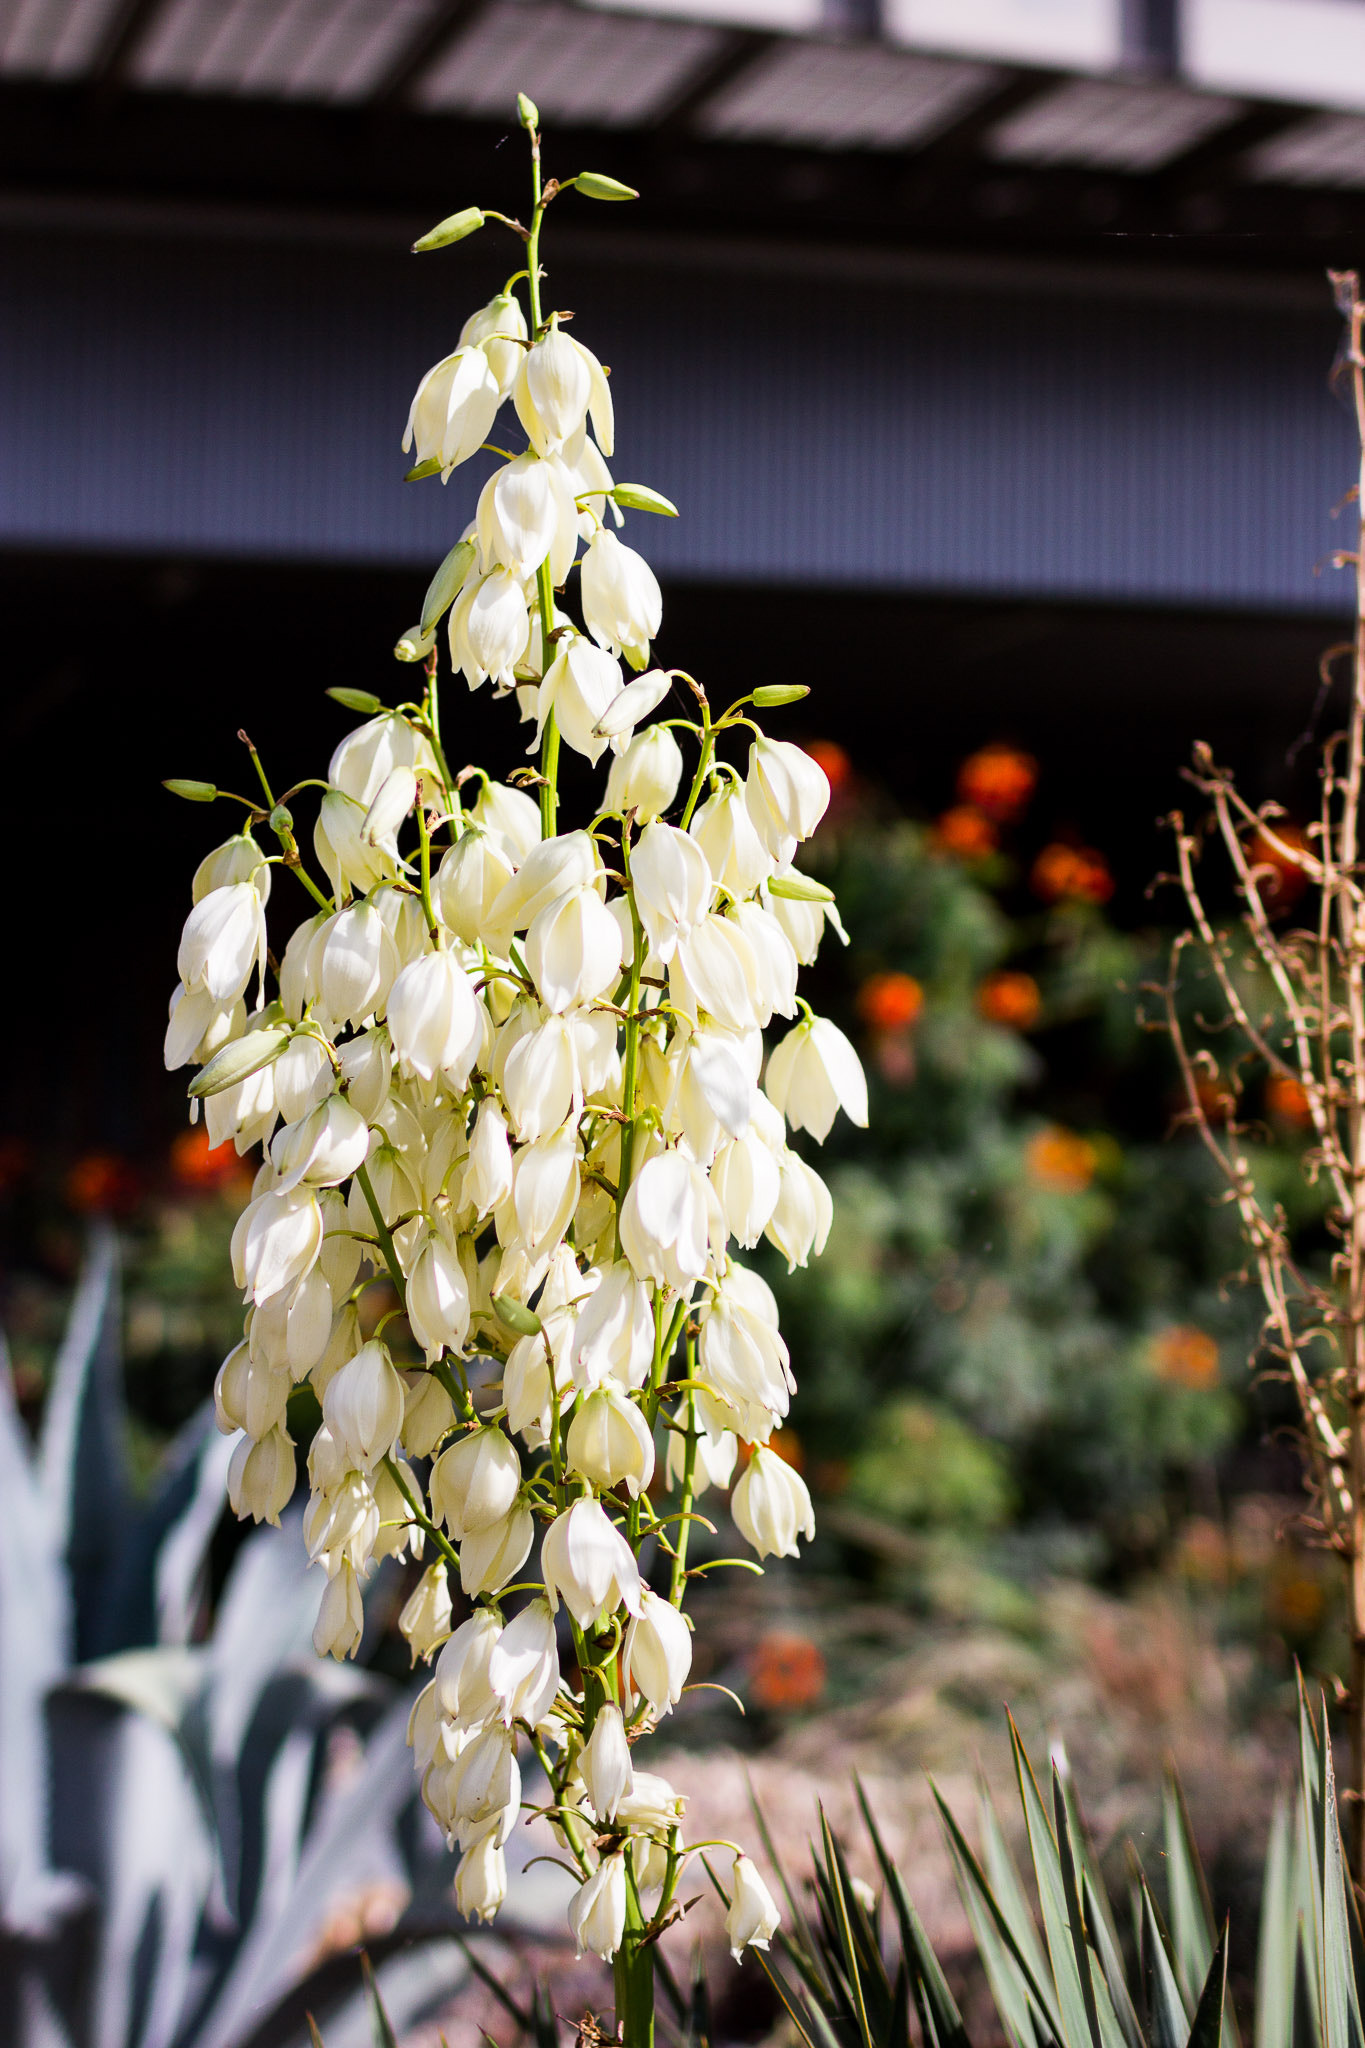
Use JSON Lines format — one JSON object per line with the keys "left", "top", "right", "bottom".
{"left": 0, "top": 222, "right": 1354, "bottom": 611}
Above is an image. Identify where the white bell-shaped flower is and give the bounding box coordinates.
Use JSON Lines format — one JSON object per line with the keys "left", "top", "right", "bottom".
{"left": 729, "top": 900, "right": 799, "bottom": 1025}
{"left": 388, "top": 951, "right": 482, "bottom": 1084}
{"left": 666, "top": 1028, "right": 754, "bottom": 1164}
{"left": 304, "top": 1470, "right": 380, "bottom": 1576}
{"left": 619, "top": 1149, "right": 718, "bottom": 1293}
{"left": 227, "top": 1425, "right": 296, "bottom": 1525}
{"left": 623, "top": 1586, "right": 692, "bottom": 1716}
{"left": 571, "top": 1261, "right": 653, "bottom": 1392}
{"left": 430, "top": 1424, "right": 521, "bottom": 1539}
{"left": 744, "top": 737, "right": 830, "bottom": 865}
{"left": 459, "top": 1500, "right": 534, "bottom": 1598}
{"left": 272, "top": 1095, "right": 370, "bottom": 1193}
{"left": 764, "top": 1150, "right": 833, "bottom": 1270}
{"left": 631, "top": 822, "right": 712, "bottom": 964}
{"left": 510, "top": 1126, "right": 581, "bottom": 1262}
{"left": 178, "top": 882, "right": 266, "bottom": 1005}
{"left": 541, "top": 1495, "right": 641, "bottom": 1627}
{"left": 472, "top": 778, "right": 541, "bottom": 863}
{"left": 407, "top": 1230, "right": 472, "bottom": 1362}
{"left": 487, "top": 1596, "right": 560, "bottom": 1729}
{"left": 449, "top": 569, "right": 531, "bottom": 689}
{"left": 526, "top": 884, "right": 623, "bottom": 1014}
{"left": 566, "top": 1385, "right": 655, "bottom": 1497}
{"left": 488, "top": 830, "right": 600, "bottom": 942}
{"left": 593, "top": 668, "right": 672, "bottom": 742}
{"left": 456, "top": 1827, "right": 507, "bottom": 1923}
{"left": 711, "top": 1109, "right": 783, "bottom": 1249}
{"left": 437, "top": 828, "right": 516, "bottom": 945}
{"left": 329, "top": 712, "right": 430, "bottom": 810}
{"left": 460, "top": 289, "right": 528, "bottom": 397}
{"left": 605, "top": 724, "right": 683, "bottom": 822}
{"left": 313, "top": 1559, "right": 365, "bottom": 1660}
{"left": 726, "top": 1854, "right": 782, "bottom": 1960}
{"left": 697, "top": 1266, "right": 794, "bottom": 1442}
{"left": 464, "top": 1100, "right": 514, "bottom": 1216}
{"left": 537, "top": 636, "right": 623, "bottom": 765}
{"left": 435, "top": 1607, "right": 502, "bottom": 1726}
{"left": 568, "top": 1850, "right": 627, "bottom": 1961}
{"left": 318, "top": 899, "right": 399, "bottom": 1027}
{"left": 502, "top": 1015, "right": 581, "bottom": 1141}
{"left": 402, "top": 343, "right": 502, "bottom": 476}
{"left": 764, "top": 1016, "right": 868, "bottom": 1142}
{"left": 690, "top": 781, "right": 774, "bottom": 898}
{"left": 580, "top": 529, "right": 662, "bottom": 667}
{"left": 477, "top": 452, "right": 578, "bottom": 583}
{"left": 322, "top": 1338, "right": 405, "bottom": 1473}
{"left": 672, "top": 912, "right": 762, "bottom": 1033}
{"left": 731, "top": 1443, "right": 815, "bottom": 1560}
{"left": 664, "top": 1391, "right": 738, "bottom": 1495}
{"left": 398, "top": 1562, "right": 453, "bottom": 1664}
{"left": 192, "top": 832, "right": 270, "bottom": 902}
{"left": 231, "top": 1186, "right": 323, "bottom": 1305}
{"left": 580, "top": 1703, "right": 633, "bottom": 1822}
{"left": 403, "top": 1369, "right": 456, "bottom": 1459}
{"left": 768, "top": 864, "right": 848, "bottom": 963}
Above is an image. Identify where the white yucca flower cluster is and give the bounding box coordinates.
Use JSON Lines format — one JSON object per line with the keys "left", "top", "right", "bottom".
{"left": 165, "top": 102, "right": 867, "bottom": 1992}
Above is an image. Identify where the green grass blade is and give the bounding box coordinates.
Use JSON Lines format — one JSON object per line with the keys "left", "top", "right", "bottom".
{"left": 1258, "top": 1798, "right": 1296, "bottom": 2048}
{"left": 361, "top": 1954, "right": 400, "bottom": 2048}
{"left": 1052, "top": 1770, "right": 1106, "bottom": 2048}
{"left": 1084, "top": 1870, "right": 1144, "bottom": 2048}
{"left": 1315, "top": 1701, "right": 1359, "bottom": 2048}
{"left": 748, "top": 1778, "right": 823, "bottom": 1980}
{"left": 451, "top": 1935, "right": 535, "bottom": 2033}
{"left": 946, "top": 1828, "right": 1052, "bottom": 2048}
{"left": 934, "top": 1779, "right": 1065, "bottom": 2047}
{"left": 979, "top": 1778, "right": 1057, "bottom": 2006}
{"left": 1293, "top": 1921, "right": 1323, "bottom": 2048}
{"left": 819, "top": 1809, "right": 877, "bottom": 2048}
{"left": 857, "top": 1781, "right": 973, "bottom": 2048}
{"left": 1185, "top": 1924, "right": 1230, "bottom": 2048}
{"left": 1143, "top": 1876, "right": 1194, "bottom": 2048}
{"left": 1007, "top": 1718, "right": 1099, "bottom": 2048}
{"left": 1163, "top": 1778, "right": 1215, "bottom": 2014}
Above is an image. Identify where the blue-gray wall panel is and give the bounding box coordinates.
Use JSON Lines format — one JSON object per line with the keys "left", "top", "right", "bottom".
{"left": 0, "top": 224, "right": 1356, "bottom": 610}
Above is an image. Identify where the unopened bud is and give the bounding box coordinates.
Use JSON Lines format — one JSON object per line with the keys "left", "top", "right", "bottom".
{"left": 326, "top": 687, "right": 383, "bottom": 714}
{"left": 412, "top": 206, "right": 484, "bottom": 253}
{"left": 766, "top": 871, "right": 833, "bottom": 903}
{"left": 189, "top": 1023, "right": 290, "bottom": 1099}
{"left": 574, "top": 172, "right": 639, "bottom": 203}
{"left": 751, "top": 684, "right": 809, "bottom": 708}
{"left": 164, "top": 778, "right": 218, "bottom": 802}
{"left": 269, "top": 803, "right": 294, "bottom": 836}
{"left": 517, "top": 91, "right": 539, "bottom": 130}
{"left": 394, "top": 623, "right": 437, "bottom": 663}
{"left": 611, "top": 482, "right": 677, "bottom": 517}
{"left": 420, "top": 538, "right": 477, "bottom": 635}
{"left": 493, "top": 1292, "right": 541, "bottom": 1336}
{"left": 405, "top": 457, "right": 442, "bottom": 483}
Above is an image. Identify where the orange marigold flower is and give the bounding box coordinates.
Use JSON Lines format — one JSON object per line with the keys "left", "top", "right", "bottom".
{"left": 957, "top": 744, "right": 1037, "bottom": 823}
{"left": 933, "top": 805, "right": 998, "bottom": 860}
{"left": 803, "top": 739, "right": 851, "bottom": 794}
{"left": 857, "top": 971, "right": 924, "bottom": 1033}
{"left": 1149, "top": 1324, "right": 1220, "bottom": 1389}
{"left": 749, "top": 1631, "right": 827, "bottom": 1712}
{"left": 1266, "top": 1072, "right": 1312, "bottom": 1127}
{"left": 1031, "top": 842, "right": 1114, "bottom": 906}
{"left": 171, "top": 1126, "right": 252, "bottom": 1192}
{"left": 66, "top": 1152, "right": 140, "bottom": 1216}
{"left": 978, "top": 970, "right": 1041, "bottom": 1030}
{"left": 1025, "top": 1125, "right": 1097, "bottom": 1193}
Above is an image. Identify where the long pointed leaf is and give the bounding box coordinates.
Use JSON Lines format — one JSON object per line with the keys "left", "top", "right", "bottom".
{"left": 1185, "top": 1924, "right": 1229, "bottom": 2048}
{"left": 1259, "top": 1799, "right": 1296, "bottom": 2048}
{"left": 1008, "top": 1720, "right": 1098, "bottom": 2048}
{"left": 1315, "top": 1701, "right": 1359, "bottom": 2048}
{"left": 934, "top": 1779, "right": 1063, "bottom": 2047}
{"left": 979, "top": 1779, "right": 1060, "bottom": 2022}
{"left": 1163, "top": 1777, "right": 1215, "bottom": 2015}
{"left": 1053, "top": 1770, "right": 1105, "bottom": 2048}
{"left": 857, "top": 1781, "right": 973, "bottom": 2048}
{"left": 1143, "top": 1877, "right": 1194, "bottom": 2048}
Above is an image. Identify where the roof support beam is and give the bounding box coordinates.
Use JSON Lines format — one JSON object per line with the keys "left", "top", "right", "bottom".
{"left": 86, "top": 0, "right": 173, "bottom": 96}
{"left": 370, "top": 0, "right": 493, "bottom": 107}
{"left": 655, "top": 30, "right": 775, "bottom": 131}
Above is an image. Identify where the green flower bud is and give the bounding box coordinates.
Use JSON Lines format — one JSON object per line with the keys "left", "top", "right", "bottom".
{"left": 394, "top": 623, "right": 437, "bottom": 664}
{"left": 752, "top": 684, "right": 810, "bottom": 708}
{"left": 412, "top": 206, "right": 484, "bottom": 253}
{"left": 517, "top": 92, "right": 539, "bottom": 130}
{"left": 420, "top": 537, "right": 477, "bottom": 636}
{"left": 573, "top": 172, "right": 639, "bottom": 203}
{"left": 492, "top": 1292, "right": 542, "bottom": 1337}
{"left": 405, "top": 456, "right": 442, "bottom": 483}
{"left": 269, "top": 803, "right": 294, "bottom": 835}
{"left": 163, "top": 778, "right": 218, "bottom": 802}
{"left": 189, "top": 1024, "right": 290, "bottom": 1099}
{"left": 326, "top": 688, "right": 383, "bottom": 714}
{"left": 766, "top": 871, "right": 834, "bottom": 903}
{"left": 611, "top": 482, "right": 679, "bottom": 517}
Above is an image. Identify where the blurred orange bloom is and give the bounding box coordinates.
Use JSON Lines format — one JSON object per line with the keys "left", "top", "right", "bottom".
{"left": 978, "top": 970, "right": 1041, "bottom": 1029}
{"left": 749, "top": 1631, "right": 827, "bottom": 1712}
{"left": 804, "top": 739, "right": 851, "bottom": 794}
{"left": 1266, "top": 1072, "right": 1312, "bottom": 1127}
{"left": 1025, "top": 1125, "right": 1097, "bottom": 1193}
{"left": 66, "top": 1152, "right": 140, "bottom": 1216}
{"left": 1031, "top": 842, "right": 1114, "bottom": 906}
{"left": 933, "top": 805, "right": 998, "bottom": 860}
{"left": 1247, "top": 821, "right": 1309, "bottom": 910}
{"left": 857, "top": 971, "right": 924, "bottom": 1033}
{"left": 1149, "top": 1324, "right": 1219, "bottom": 1389}
{"left": 957, "top": 744, "right": 1037, "bottom": 823}
{"left": 171, "top": 1126, "right": 251, "bottom": 1193}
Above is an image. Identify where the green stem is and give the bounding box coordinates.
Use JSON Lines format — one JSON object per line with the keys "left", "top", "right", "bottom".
{"left": 416, "top": 798, "right": 444, "bottom": 948}
{"left": 522, "top": 128, "right": 561, "bottom": 842}
{"left": 678, "top": 709, "right": 715, "bottom": 831}
{"left": 669, "top": 1354, "right": 699, "bottom": 1606}
{"left": 381, "top": 1453, "right": 461, "bottom": 1573}
{"left": 615, "top": 869, "right": 646, "bottom": 1251}
{"left": 613, "top": 1902, "right": 655, "bottom": 2048}
{"left": 355, "top": 1161, "right": 405, "bottom": 1299}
